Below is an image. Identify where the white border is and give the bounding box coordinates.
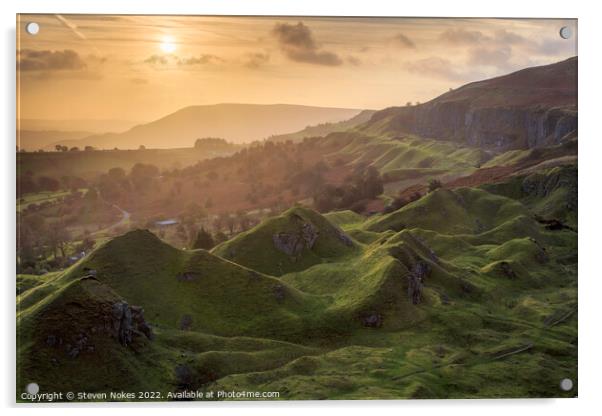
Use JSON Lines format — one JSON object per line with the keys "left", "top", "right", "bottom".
{"left": 2, "top": 1, "right": 601, "bottom": 415}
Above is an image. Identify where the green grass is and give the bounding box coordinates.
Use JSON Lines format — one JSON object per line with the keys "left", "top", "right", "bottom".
{"left": 17, "top": 189, "right": 87, "bottom": 212}
{"left": 17, "top": 182, "right": 577, "bottom": 400}
{"left": 212, "top": 206, "right": 359, "bottom": 276}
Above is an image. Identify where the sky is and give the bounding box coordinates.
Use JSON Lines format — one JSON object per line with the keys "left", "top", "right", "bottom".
{"left": 17, "top": 14, "right": 577, "bottom": 124}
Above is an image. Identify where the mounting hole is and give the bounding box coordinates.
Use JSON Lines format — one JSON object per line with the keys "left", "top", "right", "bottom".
{"left": 26, "top": 382, "right": 39, "bottom": 395}
{"left": 560, "top": 378, "right": 573, "bottom": 391}
{"left": 559, "top": 26, "right": 572, "bottom": 40}
{"left": 25, "top": 22, "right": 40, "bottom": 35}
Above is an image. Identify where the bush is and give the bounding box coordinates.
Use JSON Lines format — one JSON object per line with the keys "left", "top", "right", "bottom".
{"left": 428, "top": 179, "right": 443, "bottom": 192}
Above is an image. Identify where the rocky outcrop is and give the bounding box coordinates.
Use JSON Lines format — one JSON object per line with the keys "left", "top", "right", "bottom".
{"left": 272, "top": 221, "right": 319, "bottom": 256}
{"left": 363, "top": 57, "right": 577, "bottom": 152}
{"left": 112, "top": 302, "right": 154, "bottom": 346}
{"left": 272, "top": 284, "right": 286, "bottom": 302}
{"left": 336, "top": 229, "right": 354, "bottom": 247}
{"left": 407, "top": 262, "right": 429, "bottom": 305}
{"left": 361, "top": 312, "right": 383, "bottom": 328}
{"left": 41, "top": 280, "right": 154, "bottom": 360}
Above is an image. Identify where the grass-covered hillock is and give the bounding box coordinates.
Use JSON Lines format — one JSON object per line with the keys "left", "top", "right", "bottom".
{"left": 365, "top": 187, "right": 528, "bottom": 235}
{"left": 212, "top": 206, "right": 358, "bottom": 276}
{"left": 482, "top": 164, "right": 577, "bottom": 228}
{"left": 17, "top": 180, "right": 577, "bottom": 400}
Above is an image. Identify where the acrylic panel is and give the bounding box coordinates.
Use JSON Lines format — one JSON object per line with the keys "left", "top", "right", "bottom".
{"left": 16, "top": 14, "right": 577, "bottom": 402}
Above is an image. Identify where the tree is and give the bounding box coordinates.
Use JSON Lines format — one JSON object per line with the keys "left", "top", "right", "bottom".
{"left": 193, "top": 227, "right": 214, "bottom": 250}
{"left": 428, "top": 179, "right": 442, "bottom": 192}
{"left": 236, "top": 211, "right": 251, "bottom": 231}
{"left": 46, "top": 221, "right": 70, "bottom": 259}
{"left": 84, "top": 146, "right": 95, "bottom": 151}
{"left": 38, "top": 176, "right": 60, "bottom": 192}
{"left": 130, "top": 163, "right": 159, "bottom": 192}
{"left": 139, "top": 145, "right": 146, "bottom": 150}
{"left": 84, "top": 188, "right": 98, "bottom": 201}
{"left": 69, "top": 147, "right": 80, "bottom": 152}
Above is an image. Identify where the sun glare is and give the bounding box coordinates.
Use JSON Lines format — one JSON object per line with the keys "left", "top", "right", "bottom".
{"left": 160, "top": 36, "right": 176, "bottom": 53}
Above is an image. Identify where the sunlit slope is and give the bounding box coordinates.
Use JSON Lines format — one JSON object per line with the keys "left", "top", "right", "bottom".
{"left": 17, "top": 182, "right": 577, "bottom": 399}
{"left": 212, "top": 206, "right": 359, "bottom": 276}
{"left": 365, "top": 187, "right": 529, "bottom": 234}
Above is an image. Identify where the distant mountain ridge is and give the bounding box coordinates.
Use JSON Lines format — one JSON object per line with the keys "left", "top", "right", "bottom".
{"left": 42, "top": 104, "right": 364, "bottom": 150}
{"left": 360, "top": 57, "right": 577, "bottom": 151}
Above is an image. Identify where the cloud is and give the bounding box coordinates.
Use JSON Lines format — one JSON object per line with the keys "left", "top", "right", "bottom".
{"left": 272, "top": 22, "right": 342, "bottom": 66}
{"left": 244, "top": 52, "right": 270, "bottom": 69}
{"left": 467, "top": 45, "right": 513, "bottom": 70}
{"left": 439, "top": 28, "right": 487, "bottom": 46}
{"left": 402, "top": 57, "right": 475, "bottom": 82}
{"left": 177, "top": 54, "right": 223, "bottom": 66}
{"left": 144, "top": 54, "right": 224, "bottom": 67}
{"left": 391, "top": 33, "right": 416, "bottom": 49}
{"left": 144, "top": 55, "right": 169, "bottom": 65}
{"left": 18, "top": 49, "right": 87, "bottom": 71}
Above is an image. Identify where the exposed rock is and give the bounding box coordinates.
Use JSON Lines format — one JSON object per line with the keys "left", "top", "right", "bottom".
{"left": 365, "top": 58, "right": 577, "bottom": 151}
{"left": 273, "top": 233, "right": 305, "bottom": 256}
{"left": 177, "top": 272, "right": 199, "bottom": 281}
{"left": 46, "top": 334, "right": 57, "bottom": 347}
{"left": 460, "top": 281, "right": 476, "bottom": 295}
{"left": 439, "top": 293, "right": 450, "bottom": 305}
{"left": 175, "top": 364, "right": 195, "bottom": 390}
{"left": 500, "top": 262, "right": 517, "bottom": 279}
{"left": 361, "top": 312, "right": 383, "bottom": 328}
{"left": 336, "top": 229, "right": 354, "bottom": 247}
{"left": 407, "top": 262, "right": 428, "bottom": 305}
{"left": 272, "top": 221, "right": 319, "bottom": 256}
{"left": 112, "top": 301, "right": 153, "bottom": 346}
{"left": 82, "top": 267, "right": 97, "bottom": 277}
{"left": 179, "top": 314, "right": 193, "bottom": 331}
{"left": 301, "top": 222, "right": 319, "bottom": 248}
{"left": 273, "top": 284, "right": 286, "bottom": 302}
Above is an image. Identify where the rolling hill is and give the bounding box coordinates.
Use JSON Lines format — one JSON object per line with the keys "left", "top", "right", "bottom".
{"left": 16, "top": 57, "right": 578, "bottom": 400}
{"left": 18, "top": 181, "right": 577, "bottom": 398}
{"left": 43, "top": 104, "right": 364, "bottom": 150}
{"left": 360, "top": 57, "right": 577, "bottom": 151}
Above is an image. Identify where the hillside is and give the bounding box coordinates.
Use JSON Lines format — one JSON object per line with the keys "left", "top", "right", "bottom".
{"left": 268, "top": 110, "right": 376, "bottom": 143}
{"left": 361, "top": 57, "right": 577, "bottom": 151}
{"left": 18, "top": 130, "right": 94, "bottom": 152}
{"left": 18, "top": 183, "right": 577, "bottom": 398}
{"left": 49, "top": 104, "right": 364, "bottom": 150}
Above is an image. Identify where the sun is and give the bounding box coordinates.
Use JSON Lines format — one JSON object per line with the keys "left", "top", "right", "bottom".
{"left": 159, "top": 36, "right": 177, "bottom": 54}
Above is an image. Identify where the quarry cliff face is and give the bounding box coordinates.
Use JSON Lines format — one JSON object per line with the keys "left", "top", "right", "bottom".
{"left": 366, "top": 57, "right": 577, "bottom": 151}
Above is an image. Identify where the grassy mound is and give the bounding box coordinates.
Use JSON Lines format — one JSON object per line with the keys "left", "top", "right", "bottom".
{"left": 212, "top": 206, "right": 358, "bottom": 276}
{"left": 365, "top": 187, "right": 528, "bottom": 235}
{"left": 17, "top": 277, "right": 168, "bottom": 396}
{"left": 55, "top": 229, "right": 332, "bottom": 341}
{"left": 482, "top": 164, "right": 577, "bottom": 228}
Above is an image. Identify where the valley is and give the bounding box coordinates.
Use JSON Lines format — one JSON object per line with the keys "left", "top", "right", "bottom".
{"left": 16, "top": 57, "right": 578, "bottom": 400}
